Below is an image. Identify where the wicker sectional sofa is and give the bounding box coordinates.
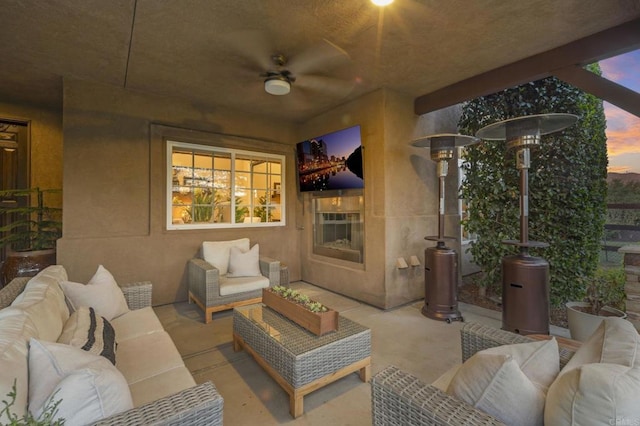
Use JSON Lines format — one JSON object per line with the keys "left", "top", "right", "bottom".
{"left": 371, "top": 322, "right": 578, "bottom": 426}
{"left": 0, "top": 266, "right": 223, "bottom": 425}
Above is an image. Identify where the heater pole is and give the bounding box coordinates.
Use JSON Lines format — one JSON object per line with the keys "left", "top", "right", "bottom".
{"left": 437, "top": 160, "right": 448, "bottom": 241}
{"left": 412, "top": 133, "right": 479, "bottom": 323}
{"left": 517, "top": 147, "right": 530, "bottom": 245}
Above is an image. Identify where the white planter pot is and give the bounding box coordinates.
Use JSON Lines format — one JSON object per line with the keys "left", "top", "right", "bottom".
{"left": 566, "top": 301, "right": 627, "bottom": 342}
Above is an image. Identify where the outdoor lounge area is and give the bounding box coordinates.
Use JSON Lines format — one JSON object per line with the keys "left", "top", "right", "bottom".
{"left": 1, "top": 1, "right": 640, "bottom": 425}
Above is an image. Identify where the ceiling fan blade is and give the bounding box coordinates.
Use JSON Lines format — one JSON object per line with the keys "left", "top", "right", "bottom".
{"left": 221, "top": 29, "right": 275, "bottom": 71}
{"left": 295, "top": 74, "right": 355, "bottom": 98}
{"left": 287, "top": 39, "right": 351, "bottom": 75}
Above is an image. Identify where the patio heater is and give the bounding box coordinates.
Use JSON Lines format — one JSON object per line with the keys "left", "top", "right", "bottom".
{"left": 412, "top": 133, "right": 479, "bottom": 323}
{"left": 475, "top": 113, "right": 577, "bottom": 335}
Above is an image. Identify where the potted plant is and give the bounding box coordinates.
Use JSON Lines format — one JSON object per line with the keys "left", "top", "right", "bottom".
{"left": 566, "top": 267, "right": 627, "bottom": 341}
{"left": 0, "top": 188, "right": 62, "bottom": 286}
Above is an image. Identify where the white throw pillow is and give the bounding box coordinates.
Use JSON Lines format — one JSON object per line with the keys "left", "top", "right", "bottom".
{"left": 560, "top": 317, "right": 639, "bottom": 373}
{"left": 544, "top": 318, "right": 640, "bottom": 425}
{"left": 447, "top": 338, "right": 559, "bottom": 426}
{"left": 60, "top": 265, "right": 130, "bottom": 321}
{"left": 227, "top": 244, "right": 262, "bottom": 277}
{"left": 202, "top": 238, "right": 250, "bottom": 275}
{"left": 545, "top": 363, "right": 640, "bottom": 426}
{"left": 28, "top": 339, "right": 133, "bottom": 425}
{"left": 58, "top": 306, "right": 117, "bottom": 365}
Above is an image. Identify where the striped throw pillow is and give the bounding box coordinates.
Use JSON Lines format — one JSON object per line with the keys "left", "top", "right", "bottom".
{"left": 58, "top": 306, "right": 117, "bottom": 364}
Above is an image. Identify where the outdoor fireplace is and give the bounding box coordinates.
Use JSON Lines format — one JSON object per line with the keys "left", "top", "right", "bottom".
{"left": 313, "top": 195, "right": 363, "bottom": 263}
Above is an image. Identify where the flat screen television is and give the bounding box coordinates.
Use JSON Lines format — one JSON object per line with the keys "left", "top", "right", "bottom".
{"left": 296, "top": 125, "right": 363, "bottom": 192}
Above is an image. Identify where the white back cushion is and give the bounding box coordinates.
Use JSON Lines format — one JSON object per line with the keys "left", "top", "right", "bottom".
{"left": 561, "top": 317, "right": 639, "bottom": 372}
{"left": 202, "top": 238, "right": 250, "bottom": 275}
{"left": 11, "top": 265, "right": 70, "bottom": 341}
{"left": 60, "top": 265, "right": 130, "bottom": 321}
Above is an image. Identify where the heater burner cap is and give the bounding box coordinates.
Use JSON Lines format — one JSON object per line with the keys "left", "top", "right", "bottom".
{"left": 503, "top": 240, "right": 549, "bottom": 248}
{"left": 425, "top": 236, "right": 457, "bottom": 242}
{"left": 412, "top": 133, "right": 479, "bottom": 149}
{"left": 475, "top": 113, "right": 578, "bottom": 140}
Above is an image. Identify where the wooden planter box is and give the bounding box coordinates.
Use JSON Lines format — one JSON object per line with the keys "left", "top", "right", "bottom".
{"left": 262, "top": 289, "right": 339, "bottom": 336}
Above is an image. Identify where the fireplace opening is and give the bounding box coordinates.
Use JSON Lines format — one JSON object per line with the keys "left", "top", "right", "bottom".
{"left": 313, "top": 195, "right": 364, "bottom": 263}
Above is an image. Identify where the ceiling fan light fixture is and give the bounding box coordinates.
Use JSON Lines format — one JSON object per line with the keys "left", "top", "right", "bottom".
{"left": 264, "top": 77, "right": 290, "bottom": 95}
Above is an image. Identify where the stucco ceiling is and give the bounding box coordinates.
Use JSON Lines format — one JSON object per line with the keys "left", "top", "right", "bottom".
{"left": 1, "top": 0, "right": 639, "bottom": 122}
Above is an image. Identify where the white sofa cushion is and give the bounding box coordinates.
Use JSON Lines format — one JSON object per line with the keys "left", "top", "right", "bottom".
{"left": 60, "top": 265, "right": 130, "bottom": 321}
{"left": 11, "top": 265, "right": 70, "bottom": 342}
{"left": 447, "top": 338, "right": 559, "bottom": 426}
{"left": 128, "top": 366, "right": 196, "bottom": 407}
{"left": 28, "top": 339, "right": 133, "bottom": 425}
{"left": 202, "top": 238, "right": 250, "bottom": 275}
{"left": 219, "top": 275, "right": 270, "bottom": 296}
{"left": 110, "top": 306, "right": 165, "bottom": 341}
{"left": 115, "top": 331, "right": 186, "bottom": 385}
{"left": 58, "top": 306, "right": 117, "bottom": 365}
{"left": 0, "top": 308, "right": 38, "bottom": 424}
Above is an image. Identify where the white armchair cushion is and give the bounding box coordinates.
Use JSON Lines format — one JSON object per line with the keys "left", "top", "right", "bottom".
{"left": 28, "top": 339, "right": 133, "bottom": 425}
{"left": 60, "top": 265, "right": 130, "bottom": 321}
{"left": 227, "top": 244, "right": 261, "bottom": 277}
{"left": 446, "top": 338, "right": 559, "bottom": 426}
{"left": 202, "top": 238, "right": 250, "bottom": 275}
{"left": 219, "top": 275, "right": 270, "bottom": 296}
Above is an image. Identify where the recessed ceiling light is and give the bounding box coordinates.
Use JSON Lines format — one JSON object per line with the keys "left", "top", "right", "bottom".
{"left": 371, "top": 0, "right": 393, "bottom": 5}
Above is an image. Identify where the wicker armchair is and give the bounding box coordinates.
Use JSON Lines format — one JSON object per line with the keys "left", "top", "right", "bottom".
{"left": 371, "top": 322, "right": 577, "bottom": 426}
{"left": 188, "top": 250, "right": 287, "bottom": 323}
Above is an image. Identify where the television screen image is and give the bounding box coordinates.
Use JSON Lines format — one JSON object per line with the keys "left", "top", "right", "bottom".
{"left": 296, "top": 125, "right": 363, "bottom": 192}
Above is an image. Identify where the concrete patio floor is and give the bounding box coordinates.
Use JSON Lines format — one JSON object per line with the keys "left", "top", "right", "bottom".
{"left": 154, "top": 281, "right": 569, "bottom": 425}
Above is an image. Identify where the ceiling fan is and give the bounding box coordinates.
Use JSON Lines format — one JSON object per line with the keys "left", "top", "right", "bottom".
{"left": 261, "top": 54, "right": 296, "bottom": 96}
{"left": 226, "top": 32, "right": 355, "bottom": 98}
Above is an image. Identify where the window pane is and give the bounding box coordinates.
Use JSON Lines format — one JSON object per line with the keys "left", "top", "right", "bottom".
{"left": 214, "top": 154, "right": 231, "bottom": 170}
{"left": 235, "top": 172, "right": 250, "bottom": 190}
{"left": 270, "top": 161, "right": 281, "bottom": 174}
{"left": 194, "top": 152, "right": 213, "bottom": 169}
{"left": 236, "top": 158, "right": 252, "bottom": 172}
{"left": 253, "top": 160, "right": 268, "bottom": 173}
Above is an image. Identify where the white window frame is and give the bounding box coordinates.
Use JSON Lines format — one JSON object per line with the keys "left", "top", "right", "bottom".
{"left": 167, "top": 140, "right": 285, "bottom": 230}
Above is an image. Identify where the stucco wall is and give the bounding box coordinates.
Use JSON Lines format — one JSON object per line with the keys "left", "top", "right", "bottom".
{"left": 57, "top": 79, "right": 299, "bottom": 305}
{"left": 297, "top": 89, "right": 463, "bottom": 309}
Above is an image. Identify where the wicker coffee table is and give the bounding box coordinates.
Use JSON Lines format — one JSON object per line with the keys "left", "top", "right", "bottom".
{"left": 233, "top": 304, "right": 371, "bottom": 418}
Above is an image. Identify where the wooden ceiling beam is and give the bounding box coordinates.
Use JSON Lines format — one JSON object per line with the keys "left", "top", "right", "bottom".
{"left": 552, "top": 65, "right": 640, "bottom": 118}
{"left": 414, "top": 17, "right": 640, "bottom": 116}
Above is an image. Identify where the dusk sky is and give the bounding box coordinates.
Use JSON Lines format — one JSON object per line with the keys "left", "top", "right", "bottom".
{"left": 600, "top": 49, "right": 640, "bottom": 174}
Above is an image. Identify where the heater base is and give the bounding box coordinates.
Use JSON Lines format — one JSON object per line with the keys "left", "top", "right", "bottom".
{"left": 421, "top": 246, "right": 462, "bottom": 323}
{"left": 501, "top": 253, "right": 550, "bottom": 335}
